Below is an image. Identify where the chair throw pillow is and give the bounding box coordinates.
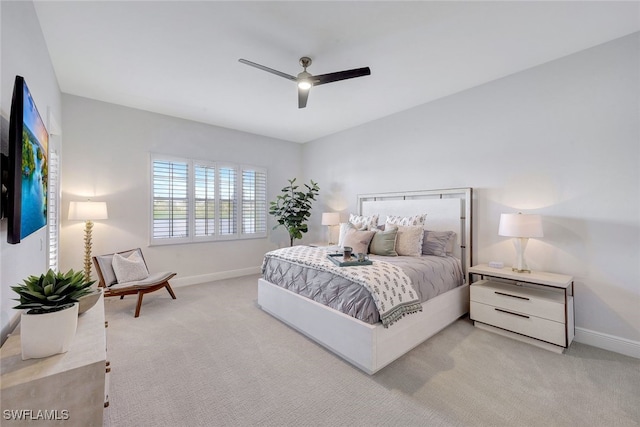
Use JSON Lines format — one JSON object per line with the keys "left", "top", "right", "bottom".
{"left": 112, "top": 251, "right": 149, "bottom": 283}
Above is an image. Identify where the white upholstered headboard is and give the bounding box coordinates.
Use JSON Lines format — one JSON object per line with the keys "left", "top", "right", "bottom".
{"left": 358, "top": 188, "right": 472, "bottom": 281}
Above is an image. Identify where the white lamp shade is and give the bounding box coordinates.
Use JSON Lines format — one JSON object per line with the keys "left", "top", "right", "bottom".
{"left": 498, "top": 213, "right": 543, "bottom": 238}
{"left": 321, "top": 212, "right": 340, "bottom": 226}
{"left": 68, "top": 201, "right": 109, "bottom": 221}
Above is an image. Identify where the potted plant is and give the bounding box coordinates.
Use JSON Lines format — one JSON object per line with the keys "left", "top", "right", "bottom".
{"left": 269, "top": 178, "right": 320, "bottom": 246}
{"left": 12, "top": 269, "right": 94, "bottom": 360}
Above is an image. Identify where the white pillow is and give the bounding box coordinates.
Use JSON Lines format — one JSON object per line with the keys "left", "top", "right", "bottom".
{"left": 386, "top": 214, "right": 427, "bottom": 227}
{"left": 349, "top": 213, "right": 379, "bottom": 230}
{"left": 112, "top": 251, "right": 149, "bottom": 283}
{"left": 394, "top": 225, "right": 425, "bottom": 256}
{"left": 337, "top": 222, "right": 366, "bottom": 247}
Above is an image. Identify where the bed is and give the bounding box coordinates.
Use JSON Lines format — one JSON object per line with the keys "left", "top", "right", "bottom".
{"left": 258, "top": 188, "right": 472, "bottom": 374}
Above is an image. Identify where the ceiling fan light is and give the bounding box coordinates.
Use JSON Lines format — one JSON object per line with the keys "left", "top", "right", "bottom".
{"left": 297, "top": 80, "right": 312, "bottom": 90}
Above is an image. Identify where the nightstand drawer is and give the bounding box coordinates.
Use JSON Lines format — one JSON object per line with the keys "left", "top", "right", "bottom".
{"left": 470, "top": 280, "right": 565, "bottom": 323}
{"left": 471, "top": 301, "right": 566, "bottom": 346}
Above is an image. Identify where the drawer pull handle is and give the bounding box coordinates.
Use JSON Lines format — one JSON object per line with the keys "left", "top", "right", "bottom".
{"left": 495, "top": 308, "right": 530, "bottom": 319}
{"left": 494, "top": 291, "right": 529, "bottom": 301}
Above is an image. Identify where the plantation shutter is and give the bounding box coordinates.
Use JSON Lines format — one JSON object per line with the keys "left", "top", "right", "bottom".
{"left": 47, "top": 151, "right": 60, "bottom": 270}
{"left": 150, "top": 154, "right": 267, "bottom": 245}
{"left": 241, "top": 167, "right": 267, "bottom": 236}
{"left": 218, "top": 166, "right": 237, "bottom": 235}
{"left": 152, "top": 159, "right": 189, "bottom": 240}
{"left": 194, "top": 163, "right": 216, "bottom": 237}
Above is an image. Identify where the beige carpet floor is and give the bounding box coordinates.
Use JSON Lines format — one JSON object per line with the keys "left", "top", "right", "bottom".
{"left": 103, "top": 274, "right": 639, "bottom": 427}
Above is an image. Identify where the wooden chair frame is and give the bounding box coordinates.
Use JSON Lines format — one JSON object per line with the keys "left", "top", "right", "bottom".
{"left": 92, "top": 249, "right": 177, "bottom": 318}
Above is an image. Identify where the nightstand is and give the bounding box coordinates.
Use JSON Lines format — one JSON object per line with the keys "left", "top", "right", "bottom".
{"left": 468, "top": 264, "right": 574, "bottom": 353}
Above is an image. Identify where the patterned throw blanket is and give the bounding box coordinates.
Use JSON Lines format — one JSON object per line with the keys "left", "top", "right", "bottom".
{"left": 262, "top": 246, "right": 422, "bottom": 327}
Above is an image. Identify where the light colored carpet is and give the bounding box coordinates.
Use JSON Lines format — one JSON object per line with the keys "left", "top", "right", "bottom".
{"left": 103, "top": 275, "right": 639, "bottom": 427}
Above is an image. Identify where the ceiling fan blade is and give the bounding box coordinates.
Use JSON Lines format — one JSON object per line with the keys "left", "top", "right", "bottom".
{"left": 313, "top": 67, "right": 371, "bottom": 86}
{"left": 298, "top": 87, "right": 309, "bottom": 109}
{"left": 238, "top": 59, "right": 296, "bottom": 81}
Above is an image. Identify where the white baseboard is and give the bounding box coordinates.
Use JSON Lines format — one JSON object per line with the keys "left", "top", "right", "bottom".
{"left": 170, "top": 266, "right": 261, "bottom": 288}
{"left": 574, "top": 327, "right": 640, "bottom": 359}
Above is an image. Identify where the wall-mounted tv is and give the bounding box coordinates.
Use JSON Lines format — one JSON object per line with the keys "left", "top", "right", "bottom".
{"left": 7, "top": 76, "right": 49, "bottom": 244}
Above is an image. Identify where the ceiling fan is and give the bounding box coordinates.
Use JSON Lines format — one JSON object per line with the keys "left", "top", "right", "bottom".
{"left": 238, "top": 57, "right": 371, "bottom": 108}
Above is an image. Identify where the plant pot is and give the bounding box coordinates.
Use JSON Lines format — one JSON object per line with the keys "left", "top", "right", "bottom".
{"left": 78, "top": 288, "right": 102, "bottom": 315}
{"left": 20, "top": 303, "right": 79, "bottom": 360}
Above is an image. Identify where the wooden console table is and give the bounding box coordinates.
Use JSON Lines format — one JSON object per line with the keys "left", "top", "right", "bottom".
{"left": 1, "top": 294, "right": 108, "bottom": 426}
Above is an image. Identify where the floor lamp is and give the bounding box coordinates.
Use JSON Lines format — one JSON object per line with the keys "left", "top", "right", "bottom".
{"left": 68, "top": 200, "right": 108, "bottom": 283}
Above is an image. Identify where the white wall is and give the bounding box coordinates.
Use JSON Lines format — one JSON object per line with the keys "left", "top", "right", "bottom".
{"left": 59, "top": 95, "right": 302, "bottom": 283}
{"left": 0, "top": 1, "right": 62, "bottom": 341}
{"left": 303, "top": 34, "right": 640, "bottom": 354}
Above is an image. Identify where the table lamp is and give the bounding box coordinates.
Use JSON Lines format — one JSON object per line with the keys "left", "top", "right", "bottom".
{"left": 321, "top": 212, "right": 340, "bottom": 245}
{"left": 68, "top": 200, "right": 108, "bottom": 282}
{"left": 498, "top": 212, "right": 543, "bottom": 273}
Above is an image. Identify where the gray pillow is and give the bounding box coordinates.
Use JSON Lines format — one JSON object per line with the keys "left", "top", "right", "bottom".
{"left": 422, "top": 230, "right": 456, "bottom": 257}
{"left": 369, "top": 227, "right": 398, "bottom": 256}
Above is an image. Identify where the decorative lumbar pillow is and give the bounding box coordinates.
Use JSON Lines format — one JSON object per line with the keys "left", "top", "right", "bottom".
{"left": 349, "top": 213, "right": 379, "bottom": 230}
{"left": 385, "top": 214, "right": 427, "bottom": 227}
{"left": 369, "top": 226, "right": 398, "bottom": 256}
{"left": 112, "top": 251, "right": 149, "bottom": 283}
{"left": 342, "top": 228, "right": 376, "bottom": 254}
{"left": 394, "top": 225, "right": 425, "bottom": 256}
{"left": 422, "top": 230, "right": 456, "bottom": 257}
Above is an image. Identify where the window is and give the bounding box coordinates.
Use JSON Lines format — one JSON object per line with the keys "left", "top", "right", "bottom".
{"left": 150, "top": 154, "right": 267, "bottom": 245}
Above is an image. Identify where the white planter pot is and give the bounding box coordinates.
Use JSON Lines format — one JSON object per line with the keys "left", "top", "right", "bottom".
{"left": 20, "top": 303, "right": 79, "bottom": 360}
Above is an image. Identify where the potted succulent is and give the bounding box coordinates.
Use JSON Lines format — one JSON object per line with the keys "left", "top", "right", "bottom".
{"left": 269, "top": 178, "right": 320, "bottom": 246}
{"left": 12, "top": 269, "right": 94, "bottom": 360}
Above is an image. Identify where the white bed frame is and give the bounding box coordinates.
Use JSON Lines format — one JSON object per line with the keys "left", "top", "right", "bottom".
{"left": 258, "top": 188, "right": 473, "bottom": 374}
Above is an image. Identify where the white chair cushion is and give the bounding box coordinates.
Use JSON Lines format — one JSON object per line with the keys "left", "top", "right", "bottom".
{"left": 109, "top": 272, "right": 175, "bottom": 290}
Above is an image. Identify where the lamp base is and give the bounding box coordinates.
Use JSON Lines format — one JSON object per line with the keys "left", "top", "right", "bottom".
{"left": 512, "top": 237, "right": 532, "bottom": 274}
{"left": 83, "top": 220, "right": 94, "bottom": 283}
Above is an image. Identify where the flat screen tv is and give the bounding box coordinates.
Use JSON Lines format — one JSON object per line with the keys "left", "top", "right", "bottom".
{"left": 7, "top": 75, "right": 49, "bottom": 244}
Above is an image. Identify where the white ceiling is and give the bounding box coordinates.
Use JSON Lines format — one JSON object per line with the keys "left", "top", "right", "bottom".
{"left": 33, "top": 1, "right": 639, "bottom": 143}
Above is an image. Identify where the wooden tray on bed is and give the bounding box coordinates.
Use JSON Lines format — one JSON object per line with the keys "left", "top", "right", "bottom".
{"left": 327, "top": 253, "right": 373, "bottom": 267}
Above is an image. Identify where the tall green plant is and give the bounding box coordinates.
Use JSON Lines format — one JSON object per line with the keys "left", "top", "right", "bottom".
{"left": 269, "top": 178, "right": 320, "bottom": 246}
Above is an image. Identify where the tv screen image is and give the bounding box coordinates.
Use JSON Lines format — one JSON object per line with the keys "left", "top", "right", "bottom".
{"left": 7, "top": 76, "right": 49, "bottom": 244}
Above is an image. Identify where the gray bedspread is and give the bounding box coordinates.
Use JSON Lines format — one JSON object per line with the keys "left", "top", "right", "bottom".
{"left": 261, "top": 252, "right": 463, "bottom": 324}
